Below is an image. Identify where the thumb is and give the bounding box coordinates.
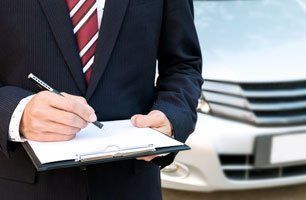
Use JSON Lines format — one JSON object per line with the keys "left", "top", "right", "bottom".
{"left": 131, "top": 113, "right": 162, "bottom": 128}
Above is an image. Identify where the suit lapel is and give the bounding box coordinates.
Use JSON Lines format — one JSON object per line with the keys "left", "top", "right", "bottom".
{"left": 85, "top": 0, "right": 130, "bottom": 99}
{"left": 37, "top": 0, "right": 87, "bottom": 95}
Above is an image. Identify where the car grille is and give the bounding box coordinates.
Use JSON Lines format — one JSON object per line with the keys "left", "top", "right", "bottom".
{"left": 203, "top": 80, "right": 306, "bottom": 126}
{"left": 219, "top": 154, "right": 306, "bottom": 180}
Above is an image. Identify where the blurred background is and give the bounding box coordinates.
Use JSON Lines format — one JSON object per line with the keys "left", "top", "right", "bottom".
{"left": 163, "top": 184, "right": 306, "bottom": 200}
{"left": 162, "top": 0, "right": 306, "bottom": 199}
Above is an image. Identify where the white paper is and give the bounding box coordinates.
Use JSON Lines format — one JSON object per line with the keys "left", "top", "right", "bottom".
{"left": 28, "top": 120, "right": 183, "bottom": 164}
{"left": 270, "top": 133, "right": 306, "bottom": 164}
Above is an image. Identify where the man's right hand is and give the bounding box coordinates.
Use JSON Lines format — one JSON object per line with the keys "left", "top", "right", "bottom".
{"left": 20, "top": 91, "right": 97, "bottom": 142}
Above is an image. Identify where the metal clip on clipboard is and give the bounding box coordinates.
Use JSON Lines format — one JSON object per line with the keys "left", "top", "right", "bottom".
{"left": 75, "top": 144, "right": 156, "bottom": 163}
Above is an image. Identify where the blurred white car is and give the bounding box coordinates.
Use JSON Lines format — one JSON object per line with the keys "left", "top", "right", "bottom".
{"left": 161, "top": 0, "right": 306, "bottom": 191}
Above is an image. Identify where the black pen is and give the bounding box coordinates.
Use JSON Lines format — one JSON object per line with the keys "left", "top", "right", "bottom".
{"left": 28, "top": 73, "right": 103, "bottom": 129}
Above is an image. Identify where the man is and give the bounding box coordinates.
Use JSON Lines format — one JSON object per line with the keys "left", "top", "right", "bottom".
{"left": 0, "top": 0, "right": 202, "bottom": 199}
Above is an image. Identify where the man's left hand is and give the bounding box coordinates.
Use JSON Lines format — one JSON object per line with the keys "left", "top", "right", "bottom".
{"left": 131, "top": 110, "right": 173, "bottom": 162}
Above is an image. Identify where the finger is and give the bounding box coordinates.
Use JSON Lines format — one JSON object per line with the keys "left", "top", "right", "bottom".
{"left": 61, "top": 93, "right": 96, "bottom": 122}
{"left": 35, "top": 120, "right": 82, "bottom": 136}
{"left": 44, "top": 108, "right": 88, "bottom": 129}
{"left": 27, "top": 131, "right": 76, "bottom": 142}
{"left": 131, "top": 112, "right": 164, "bottom": 128}
{"left": 49, "top": 93, "right": 97, "bottom": 122}
{"left": 65, "top": 100, "right": 97, "bottom": 123}
{"left": 136, "top": 155, "right": 157, "bottom": 162}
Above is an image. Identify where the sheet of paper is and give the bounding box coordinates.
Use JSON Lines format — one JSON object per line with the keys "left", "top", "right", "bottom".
{"left": 28, "top": 120, "right": 183, "bottom": 164}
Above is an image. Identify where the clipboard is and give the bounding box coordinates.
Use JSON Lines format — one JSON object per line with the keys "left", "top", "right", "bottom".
{"left": 22, "top": 142, "right": 190, "bottom": 171}
{"left": 21, "top": 120, "right": 190, "bottom": 171}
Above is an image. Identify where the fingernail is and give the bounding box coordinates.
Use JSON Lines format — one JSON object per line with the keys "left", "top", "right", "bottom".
{"left": 89, "top": 113, "right": 97, "bottom": 122}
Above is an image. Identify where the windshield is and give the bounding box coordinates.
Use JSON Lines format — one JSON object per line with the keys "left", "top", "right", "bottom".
{"left": 194, "top": 0, "right": 306, "bottom": 60}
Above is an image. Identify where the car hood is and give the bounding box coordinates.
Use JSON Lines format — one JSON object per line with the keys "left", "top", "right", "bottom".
{"left": 195, "top": 0, "right": 306, "bottom": 83}
{"left": 202, "top": 38, "right": 306, "bottom": 83}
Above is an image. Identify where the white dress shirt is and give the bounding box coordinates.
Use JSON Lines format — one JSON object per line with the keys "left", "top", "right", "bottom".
{"left": 97, "top": 0, "right": 105, "bottom": 29}
{"left": 9, "top": 0, "right": 106, "bottom": 142}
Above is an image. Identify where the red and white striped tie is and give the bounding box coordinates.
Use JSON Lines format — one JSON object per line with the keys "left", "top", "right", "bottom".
{"left": 65, "top": 0, "right": 99, "bottom": 84}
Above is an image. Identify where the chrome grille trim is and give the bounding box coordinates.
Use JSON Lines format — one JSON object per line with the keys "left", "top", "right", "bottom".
{"left": 204, "top": 91, "right": 248, "bottom": 109}
{"left": 243, "top": 89, "right": 306, "bottom": 98}
{"left": 249, "top": 101, "right": 306, "bottom": 111}
{"left": 203, "top": 80, "right": 306, "bottom": 126}
{"left": 222, "top": 165, "right": 254, "bottom": 170}
{"left": 205, "top": 91, "right": 306, "bottom": 111}
{"left": 203, "top": 81, "right": 244, "bottom": 96}
{"left": 256, "top": 114, "right": 306, "bottom": 124}
{"left": 208, "top": 103, "right": 257, "bottom": 123}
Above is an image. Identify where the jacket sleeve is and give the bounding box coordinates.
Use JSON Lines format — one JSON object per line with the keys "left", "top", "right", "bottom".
{"left": 152, "top": 0, "right": 203, "bottom": 168}
{"left": 0, "top": 83, "right": 33, "bottom": 157}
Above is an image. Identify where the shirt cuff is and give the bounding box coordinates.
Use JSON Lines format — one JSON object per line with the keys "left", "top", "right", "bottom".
{"left": 8, "top": 95, "right": 35, "bottom": 142}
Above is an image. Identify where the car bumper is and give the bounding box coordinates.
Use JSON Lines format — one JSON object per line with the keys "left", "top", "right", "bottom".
{"left": 161, "top": 113, "right": 306, "bottom": 192}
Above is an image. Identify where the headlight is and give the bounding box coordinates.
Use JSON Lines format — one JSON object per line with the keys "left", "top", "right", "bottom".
{"left": 161, "top": 161, "right": 189, "bottom": 178}
{"left": 197, "top": 94, "right": 211, "bottom": 114}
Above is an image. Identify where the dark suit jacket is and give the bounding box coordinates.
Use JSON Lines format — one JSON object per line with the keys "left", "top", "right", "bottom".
{"left": 0, "top": 0, "right": 202, "bottom": 199}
